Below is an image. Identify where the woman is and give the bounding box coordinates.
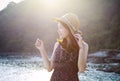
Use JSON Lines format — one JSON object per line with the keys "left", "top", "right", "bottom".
{"left": 35, "top": 13, "right": 89, "bottom": 81}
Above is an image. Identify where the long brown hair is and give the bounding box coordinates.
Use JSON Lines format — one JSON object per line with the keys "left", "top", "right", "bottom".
{"left": 57, "top": 20, "right": 79, "bottom": 54}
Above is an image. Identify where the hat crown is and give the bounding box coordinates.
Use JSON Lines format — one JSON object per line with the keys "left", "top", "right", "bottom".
{"left": 60, "top": 13, "right": 80, "bottom": 31}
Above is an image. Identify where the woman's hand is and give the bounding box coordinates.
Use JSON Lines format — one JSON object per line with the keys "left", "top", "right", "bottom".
{"left": 74, "top": 34, "right": 83, "bottom": 48}
{"left": 35, "top": 38, "right": 44, "bottom": 51}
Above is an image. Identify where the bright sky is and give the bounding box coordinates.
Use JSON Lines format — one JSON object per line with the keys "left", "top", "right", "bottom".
{"left": 0, "top": 0, "right": 23, "bottom": 11}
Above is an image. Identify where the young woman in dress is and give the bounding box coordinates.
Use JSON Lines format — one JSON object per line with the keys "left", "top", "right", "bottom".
{"left": 35, "top": 13, "right": 89, "bottom": 81}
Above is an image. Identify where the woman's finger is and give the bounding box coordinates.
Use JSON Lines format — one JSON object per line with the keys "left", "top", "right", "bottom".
{"left": 38, "top": 39, "right": 42, "bottom": 43}
{"left": 36, "top": 38, "right": 41, "bottom": 43}
{"left": 74, "top": 33, "right": 79, "bottom": 35}
{"left": 74, "top": 35, "right": 79, "bottom": 39}
{"left": 74, "top": 35, "right": 78, "bottom": 37}
{"left": 35, "top": 40, "right": 41, "bottom": 45}
{"left": 74, "top": 34, "right": 81, "bottom": 37}
{"left": 74, "top": 34, "right": 82, "bottom": 38}
{"left": 74, "top": 35, "right": 83, "bottom": 41}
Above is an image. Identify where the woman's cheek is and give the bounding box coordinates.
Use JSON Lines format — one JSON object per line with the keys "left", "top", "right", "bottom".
{"left": 58, "top": 30, "right": 61, "bottom": 36}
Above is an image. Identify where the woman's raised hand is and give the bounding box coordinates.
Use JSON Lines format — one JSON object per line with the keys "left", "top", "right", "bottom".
{"left": 74, "top": 34, "right": 83, "bottom": 48}
{"left": 35, "top": 38, "right": 44, "bottom": 50}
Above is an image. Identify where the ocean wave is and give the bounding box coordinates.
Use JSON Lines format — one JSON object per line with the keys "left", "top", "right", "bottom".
{"left": 0, "top": 56, "right": 120, "bottom": 81}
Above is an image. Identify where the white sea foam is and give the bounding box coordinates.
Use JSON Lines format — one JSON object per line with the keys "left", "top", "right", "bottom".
{"left": 0, "top": 56, "right": 120, "bottom": 81}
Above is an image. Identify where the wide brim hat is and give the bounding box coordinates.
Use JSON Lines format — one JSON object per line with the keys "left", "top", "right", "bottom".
{"left": 52, "top": 13, "right": 82, "bottom": 35}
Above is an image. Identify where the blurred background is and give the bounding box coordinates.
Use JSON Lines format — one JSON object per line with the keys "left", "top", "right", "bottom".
{"left": 0, "top": 0, "right": 120, "bottom": 54}
{"left": 0, "top": 0, "right": 120, "bottom": 81}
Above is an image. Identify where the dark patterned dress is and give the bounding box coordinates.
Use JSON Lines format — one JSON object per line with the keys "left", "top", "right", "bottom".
{"left": 50, "top": 44, "right": 79, "bottom": 81}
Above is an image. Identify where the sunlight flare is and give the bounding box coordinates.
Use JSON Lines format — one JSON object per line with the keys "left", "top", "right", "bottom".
{"left": 27, "top": 69, "right": 53, "bottom": 81}
{"left": 41, "top": 0, "right": 63, "bottom": 10}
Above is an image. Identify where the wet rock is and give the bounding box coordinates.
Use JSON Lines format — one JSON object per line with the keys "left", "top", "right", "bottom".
{"left": 98, "top": 65, "right": 120, "bottom": 74}
{"left": 105, "top": 58, "right": 120, "bottom": 63}
{"left": 87, "top": 49, "right": 120, "bottom": 74}
{"left": 88, "top": 49, "right": 120, "bottom": 63}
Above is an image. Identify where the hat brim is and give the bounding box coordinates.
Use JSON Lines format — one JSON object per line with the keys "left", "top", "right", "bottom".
{"left": 52, "top": 17, "right": 62, "bottom": 23}
{"left": 52, "top": 17, "right": 75, "bottom": 33}
{"left": 52, "top": 17, "right": 77, "bottom": 35}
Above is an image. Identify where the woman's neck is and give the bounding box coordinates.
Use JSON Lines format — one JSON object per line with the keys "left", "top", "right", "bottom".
{"left": 66, "top": 36, "right": 71, "bottom": 46}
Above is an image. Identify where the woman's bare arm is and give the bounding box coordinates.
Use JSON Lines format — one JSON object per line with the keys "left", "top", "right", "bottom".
{"left": 35, "top": 38, "right": 58, "bottom": 72}
{"left": 78, "top": 42, "right": 89, "bottom": 73}
{"left": 38, "top": 46, "right": 51, "bottom": 72}
{"left": 74, "top": 34, "right": 89, "bottom": 73}
{"left": 38, "top": 42, "right": 58, "bottom": 72}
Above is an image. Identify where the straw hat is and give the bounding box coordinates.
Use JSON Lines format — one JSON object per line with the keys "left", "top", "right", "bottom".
{"left": 53, "top": 13, "right": 82, "bottom": 35}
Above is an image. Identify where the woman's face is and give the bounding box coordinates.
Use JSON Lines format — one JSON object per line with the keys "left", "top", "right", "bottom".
{"left": 57, "top": 23, "right": 69, "bottom": 39}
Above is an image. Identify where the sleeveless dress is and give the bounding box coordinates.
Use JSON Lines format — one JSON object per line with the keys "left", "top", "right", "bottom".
{"left": 50, "top": 44, "right": 79, "bottom": 81}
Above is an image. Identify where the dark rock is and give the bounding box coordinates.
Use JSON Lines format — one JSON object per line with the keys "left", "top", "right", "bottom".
{"left": 115, "top": 68, "right": 120, "bottom": 74}
{"left": 87, "top": 57, "right": 107, "bottom": 63}
{"left": 88, "top": 50, "right": 120, "bottom": 74}
{"left": 105, "top": 58, "right": 120, "bottom": 63}
{"left": 95, "top": 63, "right": 120, "bottom": 74}
{"left": 88, "top": 49, "right": 120, "bottom": 63}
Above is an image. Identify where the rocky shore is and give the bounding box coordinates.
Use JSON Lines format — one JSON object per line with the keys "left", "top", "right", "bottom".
{"left": 87, "top": 49, "right": 120, "bottom": 74}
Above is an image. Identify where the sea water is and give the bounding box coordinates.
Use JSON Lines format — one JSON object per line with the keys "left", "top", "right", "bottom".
{"left": 0, "top": 54, "right": 120, "bottom": 81}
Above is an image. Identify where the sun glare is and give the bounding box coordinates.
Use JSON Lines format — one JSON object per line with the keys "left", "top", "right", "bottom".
{"left": 27, "top": 69, "right": 53, "bottom": 81}
{"left": 41, "top": 0, "right": 62, "bottom": 10}
{"left": 13, "top": 0, "right": 24, "bottom": 3}
{"left": 44, "top": 0, "right": 58, "bottom": 3}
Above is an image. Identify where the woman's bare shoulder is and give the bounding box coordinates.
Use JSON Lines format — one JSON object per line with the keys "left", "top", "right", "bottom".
{"left": 53, "top": 42, "right": 59, "bottom": 49}
{"left": 55, "top": 42, "right": 59, "bottom": 45}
